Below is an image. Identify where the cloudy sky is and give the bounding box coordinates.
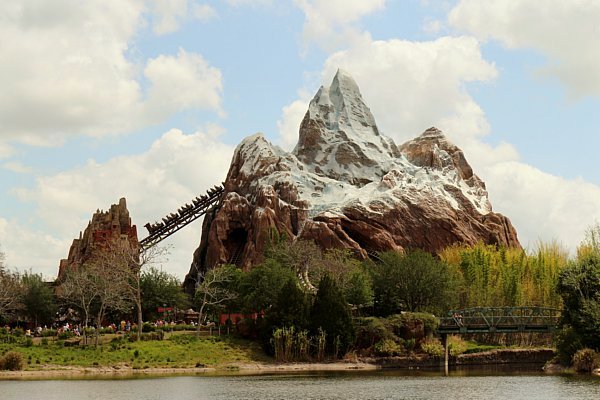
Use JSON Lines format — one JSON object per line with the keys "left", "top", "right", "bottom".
{"left": 2, "top": 0, "right": 600, "bottom": 280}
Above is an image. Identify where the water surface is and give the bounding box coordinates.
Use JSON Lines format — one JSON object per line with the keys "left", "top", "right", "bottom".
{"left": 1, "top": 370, "right": 599, "bottom": 400}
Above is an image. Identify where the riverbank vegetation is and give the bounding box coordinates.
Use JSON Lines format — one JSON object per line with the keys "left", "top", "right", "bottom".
{"left": 2, "top": 225, "right": 600, "bottom": 372}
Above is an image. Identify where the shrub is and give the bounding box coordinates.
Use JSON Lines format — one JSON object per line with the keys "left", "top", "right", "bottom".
{"left": 386, "top": 313, "right": 439, "bottom": 342}
{"left": 57, "top": 331, "right": 74, "bottom": 340}
{"left": 421, "top": 339, "right": 444, "bottom": 358}
{"left": 573, "top": 348, "right": 600, "bottom": 372}
{"left": 448, "top": 336, "right": 467, "bottom": 357}
{"left": 374, "top": 339, "right": 404, "bottom": 356}
{"left": 555, "top": 325, "right": 583, "bottom": 364}
{"left": 354, "top": 317, "right": 394, "bottom": 350}
{"left": 22, "top": 337, "right": 33, "bottom": 347}
{"left": 0, "top": 351, "right": 25, "bottom": 370}
{"left": 41, "top": 329, "right": 57, "bottom": 337}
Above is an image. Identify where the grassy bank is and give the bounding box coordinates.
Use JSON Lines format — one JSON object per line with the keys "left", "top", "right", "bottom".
{"left": 0, "top": 332, "right": 271, "bottom": 371}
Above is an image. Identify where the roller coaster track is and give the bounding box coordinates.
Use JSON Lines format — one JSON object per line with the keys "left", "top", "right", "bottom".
{"left": 139, "top": 185, "right": 224, "bottom": 251}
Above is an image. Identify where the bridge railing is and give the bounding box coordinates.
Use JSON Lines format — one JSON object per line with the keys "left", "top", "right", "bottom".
{"left": 438, "top": 306, "right": 562, "bottom": 333}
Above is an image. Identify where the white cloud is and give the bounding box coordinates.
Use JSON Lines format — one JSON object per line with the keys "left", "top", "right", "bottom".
{"left": 278, "top": 12, "right": 600, "bottom": 253}
{"left": 150, "top": 0, "right": 217, "bottom": 35}
{"left": 276, "top": 98, "right": 310, "bottom": 150}
{"left": 2, "top": 161, "right": 32, "bottom": 174}
{"left": 482, "top": 161, "right": 600, "bottom": 253}
{"left": 144, "top": 49, "right": 224, "bottom": 118}
{"left": 226, "top": 0, "right": 273, "bottom": 7}
{"left": 449, "top": 0, "right": 600, "bottom": 97}
{"left": 0, "top": 1, "right": 223, "bottom": 147}
{"left": 0, "top": 218, "right": 69, "bottom": 279}
{"left": 9, "top": 127, "right": 235, "bottom": 279}
{"left": 294, "top": 0, "right": 386, "bottom": 52}
{"left": 192, "top": 3, "right": 218, "bottom": 22}
{"left": 321, "top": 36, "right": 498, "bottom": 147}
{"left": 0, "top": 143, "right": 13, "bottom": 159}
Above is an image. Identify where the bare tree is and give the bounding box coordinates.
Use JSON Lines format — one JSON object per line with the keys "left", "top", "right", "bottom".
{"left": 99, "top": 240, "right": 169, "bottom": 340}
{"left": 195, "top": 265, "right": 238, "bottom": 336}
{"left": 0, "top": 249, "right": 22, "bottom": 320}
{"left": 57, "top": 266, "right": 99, "bottom": 344}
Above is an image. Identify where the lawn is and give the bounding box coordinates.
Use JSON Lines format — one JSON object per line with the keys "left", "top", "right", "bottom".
{"left": 0, "top": 332, "right": 272, "bottom": 370}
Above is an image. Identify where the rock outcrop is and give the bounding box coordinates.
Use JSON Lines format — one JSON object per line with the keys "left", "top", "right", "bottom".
{"left": 57, "top": 198, "right": 138, "bottom": 281}
{"left": 184, "top": 70, "right": 519, "bottom": 292}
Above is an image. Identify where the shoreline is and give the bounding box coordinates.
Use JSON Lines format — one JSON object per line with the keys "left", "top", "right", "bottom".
{"left": 2, "top": 348, "right": 597, "bottom": 380}
{"left": 0, "top": 361, "right": 381, "bottom": 380}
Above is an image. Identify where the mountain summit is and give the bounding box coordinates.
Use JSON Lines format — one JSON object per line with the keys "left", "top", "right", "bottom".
{"left": 294, "top": 69, "right": 398, "bottom": 185}
{"left": 184, "top": 71, "right": 519, "bottom": 291}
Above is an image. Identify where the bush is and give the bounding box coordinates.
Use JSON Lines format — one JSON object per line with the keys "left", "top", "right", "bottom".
{"left": 386, "top": 313, "right": 439, "bottom": 342}
{"left": 373, "top": 339, "right": 404, "bottom": 356}
{"left": 41, "top": 329, "right": 57, "bottom": 337}
{"left": 573, "top": 348, "right": 600, "bottom": 372}
{"left": 0, "top": 351, "right": 25, "bottom": 371}
{"left": 57, "top": 331, "right": 74, "bottom": 340}
{"left": 421, "top": 339, "right": 444, "bottom": 358}
{"left": 354, "top": 317, "right": 393, "bottom": 350}
{"left": 555, "top": 325, "right": 583, "bottom": 364}
{"left": 448, "top": 336, "right": 467, "bottom": 357}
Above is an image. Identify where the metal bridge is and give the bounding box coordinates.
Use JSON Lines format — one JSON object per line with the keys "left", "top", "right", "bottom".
{"left": 438, "top": 306, "right": 562, "bottom": 335}
{"left": 139, "top": 185, "right": 224, "bottom": 251}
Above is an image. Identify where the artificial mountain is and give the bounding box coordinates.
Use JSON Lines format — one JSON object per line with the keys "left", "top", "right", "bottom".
{"left": 183, "top": 70, "right": 519, "bottom": 292}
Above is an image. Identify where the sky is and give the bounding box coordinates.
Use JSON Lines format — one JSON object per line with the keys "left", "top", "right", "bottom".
{"left": 1, "top": 0, "right": 600, "bottom": 280}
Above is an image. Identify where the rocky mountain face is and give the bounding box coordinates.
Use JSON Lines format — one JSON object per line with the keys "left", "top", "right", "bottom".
{"left": 183, "top": 70, "right": 519, "bottom": 292}
{"left": 57, "top": 198, "right": 138, "bottom": 281}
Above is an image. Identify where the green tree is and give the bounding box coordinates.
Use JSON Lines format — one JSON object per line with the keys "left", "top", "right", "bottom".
{"left": 140, "top": 267, "right": 188, "bottom": 321}
{"left": 20, "top": 272, "right": 57, "bottom": 327}
{"left": 238, "top": 259, "right": 297, "bottom": 313}
{"left": 557, "top": 254, "right": 600, "bottom": 355}
{"left": 310, "top": 274, "right": 355, "bottom": 358}
{"left": 373, "top": 250, "right": 456, "bottom": 315}
{"left": 344, "top": 265, "right": 374, "bottom": 312}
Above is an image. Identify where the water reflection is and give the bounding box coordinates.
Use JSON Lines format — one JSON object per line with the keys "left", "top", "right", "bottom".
{"left": 1, "top": 369, "right": 599, "bottom": 400}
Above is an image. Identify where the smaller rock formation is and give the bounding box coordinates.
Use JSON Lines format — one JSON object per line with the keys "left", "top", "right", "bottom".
{"left": 57, "top": 198, "right": 138, "bottom": 281}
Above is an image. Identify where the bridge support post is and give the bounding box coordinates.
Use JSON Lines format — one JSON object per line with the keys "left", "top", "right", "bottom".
{"left": 441, "top": 334, "right": 449, "bottom": 376}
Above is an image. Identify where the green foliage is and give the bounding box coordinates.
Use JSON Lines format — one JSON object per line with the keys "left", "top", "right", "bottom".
{"left": 373, "top": 250, "right": 456, "bottom": 315}
{"left": 354, "top": 317, "right": 393, "bottom": 349}
{"left": 271, "top": 326, "right": 311, "bottom": 362}
{"left": 0, "top": 351, "right": 25, "bottom": 370}
{"left": 140, "top": 267, "right": 188, "bottom": 321}
{"left": 572, "top": 348, "right": 600, "bottom": 372}
{"left": 440, "top": 241, "right": 566, "bottom": 308}
{"left": 261, "top": 277, "right": 310, "bottom": 354}
{"left": 557, "top": 254, "right": 600, "bottom": 355}
{"left": 20, "top": 272, "right": 57, "bottom": 327}
{"left": 448, "top": 336, "right": 467, "bottom": 357}
{"left": 239, "top": 259, "right": 297, "bottom": 313}
{"left": 385, "top": 312, "right": 439, "bottom": 341}
{"left": 373, "top": 339, "right": 403, "bottom": 356}
{"left": 421, "top": 339, "right": 444, "bottom": 358}
{"left": 310, "top": 274, "right": 355, "bottom": 358}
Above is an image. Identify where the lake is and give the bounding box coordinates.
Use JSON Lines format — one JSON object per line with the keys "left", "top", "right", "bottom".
{"left": 1, "top": 369, "right": 599, "bottom": 399}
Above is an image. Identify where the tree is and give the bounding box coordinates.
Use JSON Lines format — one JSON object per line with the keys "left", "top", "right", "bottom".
{"left": 98, "top": 240, "right": 169, "bottom": 340}
{"left": 140, "top": 267, "right": 188, "bottom": 321}
{"left": 195, "top": 264, "right": 239, "bottom": 335}
{"left": 238, "top": 258, "right": 297, "bottom": 313}
{"left": 266, "top": 238, "right": 322, "bottom": 291}
{"left": 309, "top": 249, "right": 373, "bottom": 310}
{"left": 20, "top": 272, "right": 57, "bottom": 327}
{"left": 557, "top": 254, "right": 600, "bottom": 355}
{"left": 0, "top": 249, "right": 21, "bottom": 321}
{"left": 310, "top": 274, "right": 355, "bottom": 358}
{"left": 373, "top": 250, "right": 456, "bottom": 316}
